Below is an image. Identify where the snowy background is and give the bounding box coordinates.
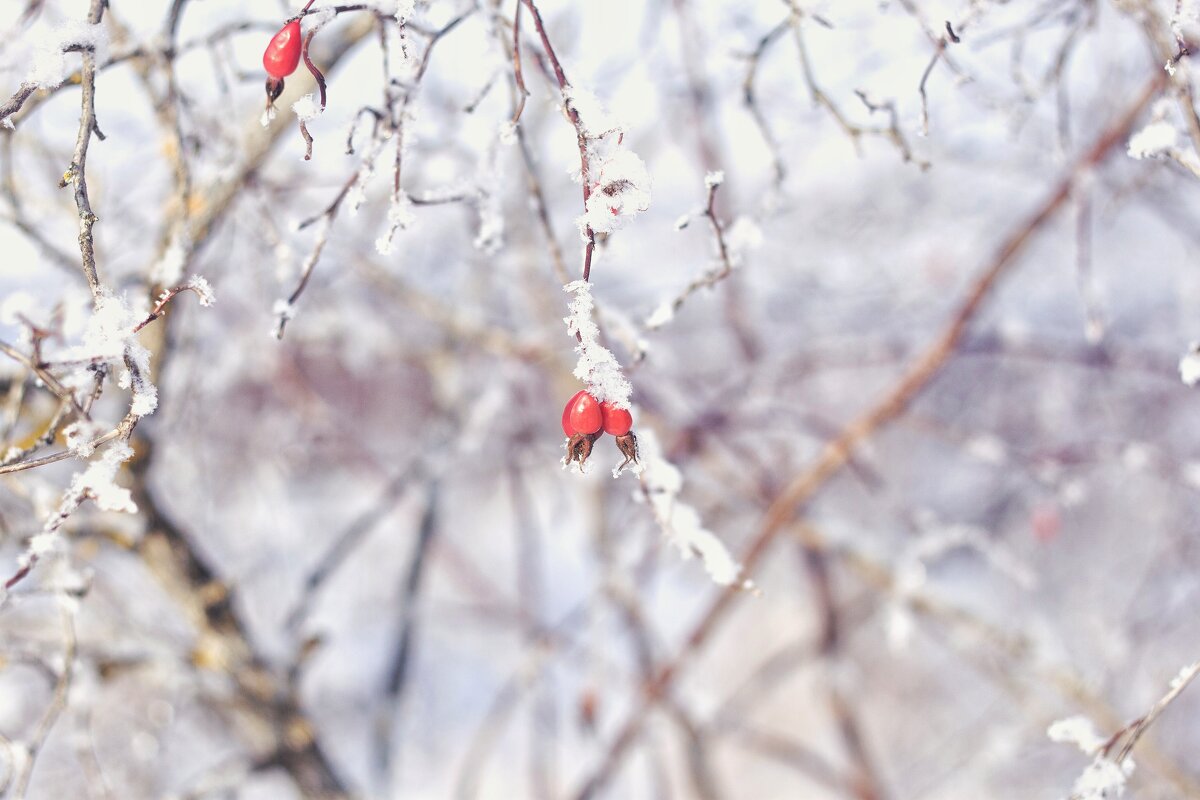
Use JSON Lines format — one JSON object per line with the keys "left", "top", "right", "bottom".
{"left": 1, "top": 0, "right": 1200, "bottom": 798}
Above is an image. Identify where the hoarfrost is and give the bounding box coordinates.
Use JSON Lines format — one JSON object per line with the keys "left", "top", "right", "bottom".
{"left": 376, "top": 192, "right": 416, "bottom": 255}
{"left": 1179, "top": 343, "right": 1200, "bottom": 386}
{"left": 645, "top": 302, "right": 675, "bottom": 330}
{"left": 26, "top": 22, "right": 108, "bottom": 90}
{"left": 1067, "top": 757, "right": 1134, "bottom": 800}
{"left": 634, "top": 429, "right": 745, "bottom": 586}
{"left": 1047, "top": 716, "right": 1104, "bottom": 755}
{"left": 578, "top": 150, "right": 651, "bottom": 236}
{"left": 187, "top": 275, "right": 216, "bottom": 307}
{"left": 293, "top": 94, "right": 323, "bottom": 123}
{"left": 1127, "top": 120, "right": 1177, "bottom": 160}
{"left": 152, "top": 232, "right": 192, "bottom": 287}
{"left": 563, "top": 280, "right": 631, "bottom": 408}
{"left": 73, "top": 443, "right": 138, "bottom": 514}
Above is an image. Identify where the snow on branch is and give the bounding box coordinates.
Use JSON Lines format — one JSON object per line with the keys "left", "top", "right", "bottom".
{"left": 563, "top": 280, "right": 631, "bottom": 409}
{"left": 1050, "top": 659, "right": 1200, "bottom": 800}
{"left": 634, "top": 429, "right": 746, "bottom": 587}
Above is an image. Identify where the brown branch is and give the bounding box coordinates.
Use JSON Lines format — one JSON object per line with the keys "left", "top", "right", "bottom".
{"left": 510, "top": 0, "right": 529, "bottom": 124}
{"left": 519, "top": 0, "right": 597, "bottom": 281}
{"left": 60, "top": 0, "right": 109, "bottom": 303}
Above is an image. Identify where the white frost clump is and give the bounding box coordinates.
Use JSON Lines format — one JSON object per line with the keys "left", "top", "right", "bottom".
{"left": 26, "top": 21, "right": 108, "bottom": 90}
{"left": 563, "top": 281, "right": 631, "bottom": 408}
{"left": 1170, "top": 661, "right": 1200, "bottom": 690}
{"left": 62, "top": 420, "right": 105, "bottom": 458}
{"left": 1067, "top": 757, "right": 1134, "bottom": 800}
{"left": 261, "top": 106, "right": 277, "bottom": 128}
{"left": 1179, "top": 343, "right": 1200, "bottom": 386}
{"left": 73, "top": 443, "right": 138, "bottom": 514}
{"left": 394, "top": 0, "right": 416, "bottom": 23}
{"left": 562, "top": 84, "right": 623, "bottom": 139}
{"left": 376, "top": 192, "right": 416, "bottom": 255}
{"left": 1049, "top": 714, "right": 1135, "bottom": 800}
{"left": 152, "top": 232, "right": 191, "bottom": 286}
{"left": 645, "top": 301, "right": 675, "bottom": 330}
{"left": 293, "top": 94, "right": 323, "bottom": 123}
{"left": 578, "top": 150, "right": 652, "bottom": 236}
{"left": 72, "top": 292, "right": 158, "bottom": 418}
{"left": 1128, "top": 120, "right": 1177, "bottom": 160}
{"left": 81, "top": 291, "right": 140, "bottom": 361}
{"left": 1128, "top": 100, "right": 1200, "bottom": 174}
{"left": 119, "top": 345, "right": 158, "bottom": 418}
{"left": 635, "top": 429, "right": 745, "bottom": 586}
{"left": 1047, "top": 716, "right": 1105, "bottom": 755}
{"left": 187, "top": 275, "right": 216, "bottom": 307}
{"left": 704, "top": 170, "right": 724, "bottom": 189}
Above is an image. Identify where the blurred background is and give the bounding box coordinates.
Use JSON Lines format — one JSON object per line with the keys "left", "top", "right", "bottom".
{"left": 1, "top": 0, "right": 1199, "bottom": 798}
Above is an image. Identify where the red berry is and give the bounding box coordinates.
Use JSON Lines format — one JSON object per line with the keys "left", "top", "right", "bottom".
{"left": 264, "top": 20, "right": 303, "bottom": 79}
{"left": 561, "top": 394, "right": 577, "bottom": 437}
{"left": 565, "top": 390, "right": 602, "bottom": 435}
{"left": 600, "top": 402, "right": 633, "bottom": 436}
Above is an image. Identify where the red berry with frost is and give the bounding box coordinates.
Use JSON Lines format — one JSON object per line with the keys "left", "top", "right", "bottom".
{"left": 565, "top": 390, "right": 602, "bottom": 435}
{"left": 264, "top": 20, "right": 303, "bottom": 79}
{"left": 600, "top": 402, "right": 632, "bottom": 436}
{"left": 561, "top": 395, "right": 577, "bottom": 437}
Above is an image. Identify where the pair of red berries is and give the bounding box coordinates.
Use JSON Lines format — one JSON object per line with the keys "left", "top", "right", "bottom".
{"left": 561, "top": 390, "right": 638, "bottom": 468}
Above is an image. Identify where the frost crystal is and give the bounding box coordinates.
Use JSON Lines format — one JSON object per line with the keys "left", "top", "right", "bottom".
{"left": 152, "top": 232, "right": 191, "bottom": 286}
{"left": 578, "top": 151, "right": 652, "bottom": 236}
{"left": 645, "top": 301, "right": 675, "bottom": 330}
{"left": 1179, "top": 343, "right": 1200, "bottom": 386}
{"left": 635, "top": 430, "right": 745, "bottom": 586}
{"left": 1069, "top": 757, "right": 1134, "bottom": 800}
{"left": 1128, "top": 120, "right": 1177, "bottom": 160}
{"left": 704, "top": 170, "right": 724, "bottom": 188}
{"left": 73, "top": 443, "right": 138, "bottom": 514}
{"left": 26, "top": 22, "right": 108, "bottom": 90}
{"left": 563, "top": 281, "right": 631, "bottom": 408}
{"left": 1047, "top": 716, "right": 1104, "bottom": 755}
{"left": 375, "top": 192, "right": 416, "bottom": 255}
{"left": 293, "top": 94, "right": 323, "bottom": 124}
{"left": 63, "top": 420, "right": 105, "bottom": 458}
{"left": 187, "top": 275, "right": 216, "bottom": 307}
{"left": 1170, "top": 661, "right": 1200, "bottom": 690}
